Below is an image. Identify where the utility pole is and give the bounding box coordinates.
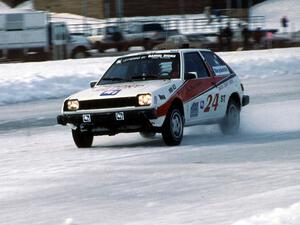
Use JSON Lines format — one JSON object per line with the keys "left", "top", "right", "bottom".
{"left": 226, "top": 0, "right": 232, "bottom": 16}
{"left": 248, "top": 0, "right": 253, "bottom": 29}
{"left": 115, "top": 0, "right": 123, "bottom": 27}
{"left": 82, "top": 0, "right": 88, "bottom": 34}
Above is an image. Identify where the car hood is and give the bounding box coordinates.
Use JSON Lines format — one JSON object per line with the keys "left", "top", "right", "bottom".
{"left": 68, "top": 80, "right": 176, "bottom": 101}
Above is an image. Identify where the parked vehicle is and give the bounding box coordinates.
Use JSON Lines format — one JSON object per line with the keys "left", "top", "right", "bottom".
{"left": 57, "top": 49, "right": 249, "bottom": 148}
{"left": 154, "top": 35, "right": 190, "bottom": 50}
{"left": 88, "top": 25, "right": 127, "bottom": 53}
{"left": 0, "top": 10, "right": 92, "bottom": 60}
{"left": 125, "top": 22, "right": 167, "bottom": 50}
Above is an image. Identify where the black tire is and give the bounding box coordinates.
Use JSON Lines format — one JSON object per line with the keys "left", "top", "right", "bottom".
{"left": 162, "top": 107, "right": 184, "bottom": 146}
{"left": 144, "top": 39, "right": 153, "bottom": 50}
{"left": 95, "top": 42, "right": 104, "bottom": 53}
{"left": 72, "top": 129, "right": 93, "bottom": 148}
{"left": 117, "top": 45, "right": 124, "bottom": 52}
{"left": 139, "top": 131, "right": 156, "bottom": 139}
{"left": 220, "top": 99, "right": 240, "bottom": 135}
{"left": 72, "top": 49, "right": 88, "bottom": 59}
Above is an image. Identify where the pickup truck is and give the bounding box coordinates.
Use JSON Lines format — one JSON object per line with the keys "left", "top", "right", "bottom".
{"left": 124, "top": 22, "right": 167, "bottom": 50}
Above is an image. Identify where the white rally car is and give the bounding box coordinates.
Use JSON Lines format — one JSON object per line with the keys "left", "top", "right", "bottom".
{"left": 57, "top": 49, "right": 249, "bottom": 148}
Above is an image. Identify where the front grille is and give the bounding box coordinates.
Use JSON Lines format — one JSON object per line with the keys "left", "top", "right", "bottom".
{"left": 78, "top": 97, "right": 138, "bottom": 110}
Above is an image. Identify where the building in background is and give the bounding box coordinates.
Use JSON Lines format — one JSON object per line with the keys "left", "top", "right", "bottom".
{"left": 3, "top": 0, "right": 266, "bottom": 19}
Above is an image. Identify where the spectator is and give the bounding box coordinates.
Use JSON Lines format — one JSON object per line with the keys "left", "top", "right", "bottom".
{"left": 242, "top": 24, "right": 250, "bottom": 49}
{"left": 223, "top": 22, "right": 233, "bottom": 51}
{"left": 266, "top": 31, "right": 273, "bottom": 49}
{"left": 254, "top": 27, "right": 262, "bottom": 49}
{"left": 281, "top": 16, "right": 289, "bottom": 33}
{"left": 204, "top": 6, "right": 212, "bottom": 24}
{"left": 218, "top": 27, "right": 224, "bottom": 51}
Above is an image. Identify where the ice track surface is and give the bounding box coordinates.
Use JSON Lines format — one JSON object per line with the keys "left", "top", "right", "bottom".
{"left": 1, "top": 67, "right": 300, "bottom": 225}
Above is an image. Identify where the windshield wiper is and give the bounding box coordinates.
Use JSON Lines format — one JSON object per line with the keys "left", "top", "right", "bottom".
{"left": 101, "top": 77, "right": 124, "bottom": 81}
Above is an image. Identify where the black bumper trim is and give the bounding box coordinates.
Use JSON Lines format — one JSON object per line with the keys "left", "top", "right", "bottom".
{"left": 242, "top": 95, "right": 250, "bottom": 106}
{"left": 57, "top": 109, "right": 157, "bottom": 128}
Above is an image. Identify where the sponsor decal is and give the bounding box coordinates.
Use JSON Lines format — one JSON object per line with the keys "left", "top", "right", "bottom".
{"left": 100, "top": 89, "right": 121, "bottom": 96}
{"left": 95, "top": 84, "right": 143, "bottom": 92}
{"left": 190, "top": 102, "right": 199, "bottom": 118}
{"left": 218, "top": 79, "right": 233, "bottom": 91}
{"left": 122, "top": 56, "right": 147, "bottom": 63}
{"left": 148, "top": 54, "right": 177, "bottom": 59}
{"left": 121, "top": 84, "right": 144, "bottom": 89}
{"left": 212, "top": 65, "right": 230, "bottom": 76}
{"left": 200, "top": 100, "right": 205, "bottom": 109}
{"left": 121, "top": 54, "right": 177, "bottom": 63}
{"left": 220, "top": 95, "right": 226, "bottom": 103}
{"left": 159, "top": 95, "right": 166, "bottom": 100}
{"left": 154, "top": 96, "right": 158, "bottom": 105}
{"left": 168, "top": 84, "right": 177, "bottom": 94}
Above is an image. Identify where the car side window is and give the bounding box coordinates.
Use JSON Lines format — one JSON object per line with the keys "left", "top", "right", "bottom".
{"left": 201, "top": 51, "right": 232, "bottom": 76}
{"left": 184, "top": 52, "right": 209, "bottom": 78}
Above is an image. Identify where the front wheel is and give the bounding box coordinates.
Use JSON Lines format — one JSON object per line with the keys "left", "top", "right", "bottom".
{"left": 220, "top": 99, "right": 240, "bottom": 135}
{"left": 72, "top": 129, "right": 93, "bottom": 148}
{"left": 162, "top": 108, "right": 184, "bottom": 146}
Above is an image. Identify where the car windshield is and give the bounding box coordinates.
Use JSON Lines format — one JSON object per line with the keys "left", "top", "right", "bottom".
{"left": 99, "top": 53, "right": 180, "bottom": 85}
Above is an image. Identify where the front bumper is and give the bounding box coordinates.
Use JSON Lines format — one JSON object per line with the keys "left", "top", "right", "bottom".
{"left": 57, "top": 109, "right": 158, "bottom": 135}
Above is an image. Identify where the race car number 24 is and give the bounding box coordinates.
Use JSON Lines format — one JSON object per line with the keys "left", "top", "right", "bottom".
{"left": 204, "top": 94, "right": 219, "bottom": 112}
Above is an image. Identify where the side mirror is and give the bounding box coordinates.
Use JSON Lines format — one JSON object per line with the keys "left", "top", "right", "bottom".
{"left": 184, "top": 72, "right": 197, "bottom": 80}
{"left": 90, "top": 80, "right": 97, "bottom": 88}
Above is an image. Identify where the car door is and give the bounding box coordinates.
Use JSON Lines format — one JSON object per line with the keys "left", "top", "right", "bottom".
{"left": 181, "top": 51, "right": 220, "bottom": 125}
{"left": 200, "top": 50, "right": 235, "bottom": 119}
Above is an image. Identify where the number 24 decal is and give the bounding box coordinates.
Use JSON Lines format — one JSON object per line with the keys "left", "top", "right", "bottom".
{"left": 204, "top": 94, "right": 219, "bottom": 112}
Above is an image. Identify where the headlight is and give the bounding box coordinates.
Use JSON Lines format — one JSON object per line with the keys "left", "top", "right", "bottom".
{"left": 67, "top": 99, "right": 79, "bottom": 111}
{"left": 138, "top": 94, "right": 152, "bottom": 106}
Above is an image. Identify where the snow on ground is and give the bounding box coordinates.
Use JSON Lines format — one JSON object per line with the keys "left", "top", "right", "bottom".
{"left": 0, "top": 49, "right": 300, "bottom": 225}
{"left": 1, "top": 95, "right": 300, "bottom": 225}
{"left": 232, "top": 202, "right": 300, "bottom": 225}
{"left": 0, "top": 47, "right": 299, "bottom": 106}
{"left": 251, "top": 0, "right": 300, "bottom": 32}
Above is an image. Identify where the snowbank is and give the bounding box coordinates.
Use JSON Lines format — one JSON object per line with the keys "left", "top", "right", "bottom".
{"left": 219, "top": 48, "right": 300, "bottom": 79}
{"left": 0, "top": 48, "right": 299, "bottom": 106}
{"left": 15, "top": 0, "right": 33, "bottom": 10}
{"left": 0, "top": 2, "right": 9, "bottom": 10}
{"left": 232, "top": 202, "right": 300, "bottom": 225}
{"left": 0, "top": 57, "right": 114, "bottom": 105}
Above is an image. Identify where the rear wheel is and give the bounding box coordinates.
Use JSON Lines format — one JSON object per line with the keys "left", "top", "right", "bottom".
{"left": 220, "top": 99, "right": 240, "bottom": 135}
{"left": 162, "top": 107, "right": 184, "bottom": 146}
{"left": 72, "top": 129, "right": 93, "bottom": 148}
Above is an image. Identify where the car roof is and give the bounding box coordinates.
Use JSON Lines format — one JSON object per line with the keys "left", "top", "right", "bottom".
{"left": 120, "top": 49, "right": 212, "bottom": 58}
